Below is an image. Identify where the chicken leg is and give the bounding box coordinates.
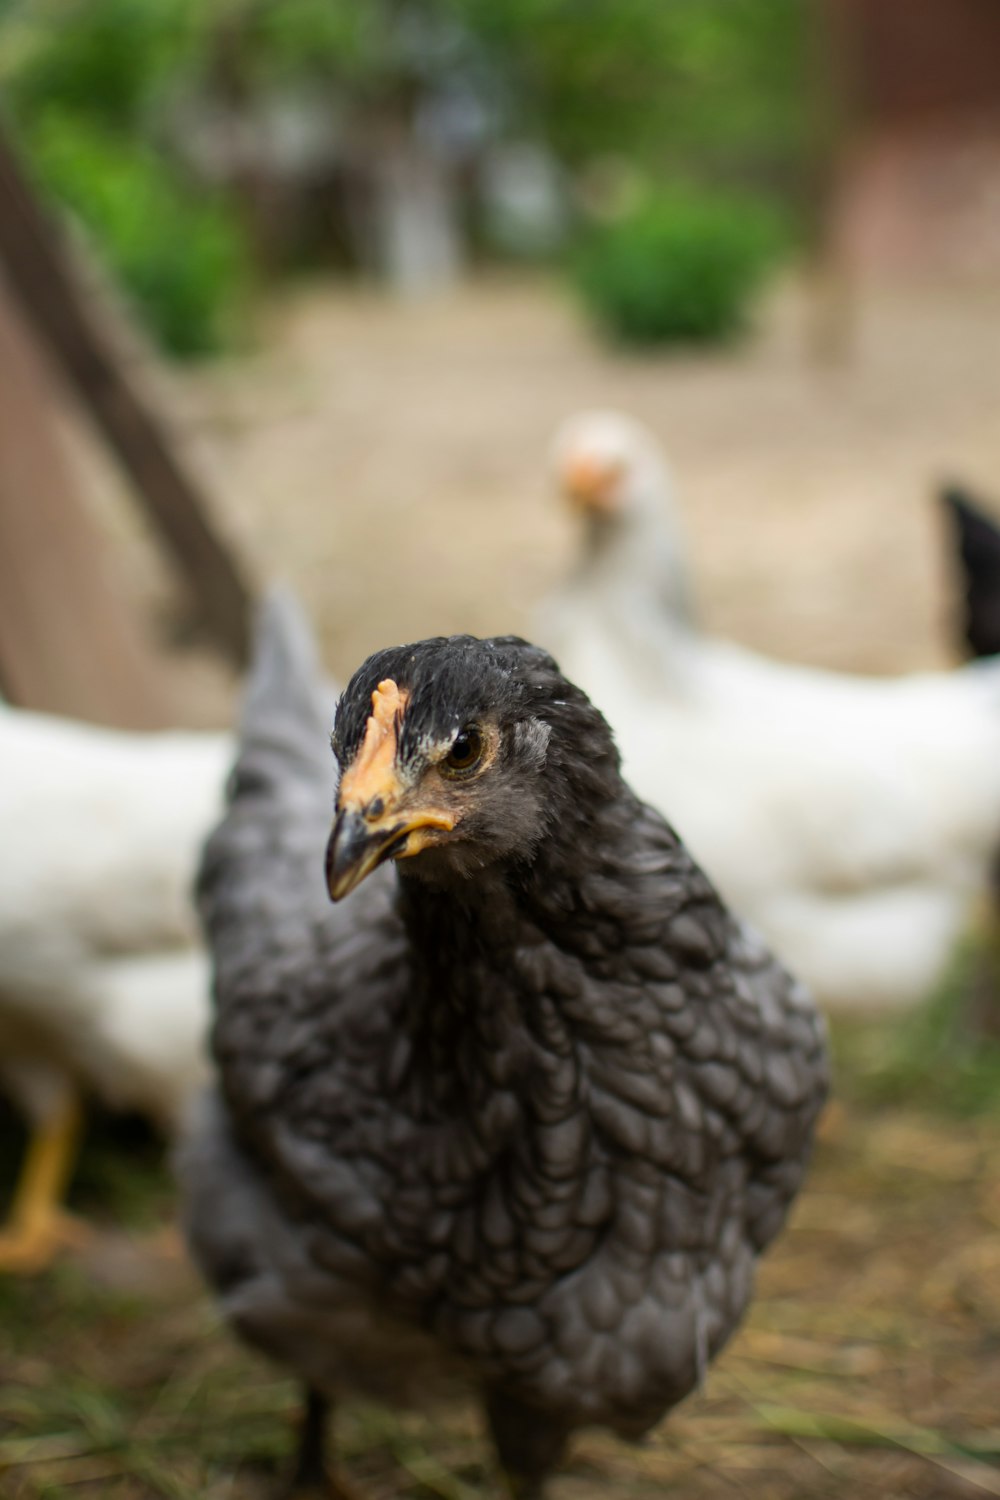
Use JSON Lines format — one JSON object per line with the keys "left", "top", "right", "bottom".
{"left": 0, "top": 1090, "right": 89, "bottom": 1273}
{"left": 486, "top": 1387, "right": 570, "bottom": 1500}
{"left": 283, "top": 1388, "right": 362, "bottom": 1500}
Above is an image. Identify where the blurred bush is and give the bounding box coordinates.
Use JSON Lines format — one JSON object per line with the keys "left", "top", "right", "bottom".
{"left": 573, "top": 185, "right": 786, "bottom": 345}
{"left": 0, "top": 0, "right": 809, "bottom": 345}
{"left": 462, "top": 0, "right": 807, "bottom": 181}
{"left": 0, "top": 0, "right": 252, "bottom": 357}
{"left": 26, "top": 114, "right": 248, "bottom": 357}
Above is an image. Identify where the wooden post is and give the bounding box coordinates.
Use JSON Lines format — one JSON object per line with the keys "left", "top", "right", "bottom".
{"left": 0, "top": 287, "right": 174, "bottom": 727}
{"left": 0, "top": 124, "right": 252, "bottom": 665}
{"left": 803, "top": 0, "right": 858, "bottom": 361}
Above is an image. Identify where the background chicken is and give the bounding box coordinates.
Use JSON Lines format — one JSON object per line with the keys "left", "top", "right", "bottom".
{"left": 0, "top": 703, "right": 229, "bottom": 1270}
{"left": 940, "top": 483, "right": 1000, "bottom": 661}
{"left": 180, "top": 593, "right": 827, "bottom": 1497}
{"left": 542, "top": 411, "right": 1000, "bottom": 1012}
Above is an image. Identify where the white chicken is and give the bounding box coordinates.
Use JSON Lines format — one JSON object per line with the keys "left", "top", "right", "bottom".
{"left": 540, "top": 410, "right": 1000, "bottom": 1012}
{"left": 0, "top": 703, "right": 230, "bottom": 1270}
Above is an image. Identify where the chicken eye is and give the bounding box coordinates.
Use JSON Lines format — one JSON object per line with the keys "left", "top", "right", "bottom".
{"left": 443, "top": 725, "right": 483, "bottom": 776}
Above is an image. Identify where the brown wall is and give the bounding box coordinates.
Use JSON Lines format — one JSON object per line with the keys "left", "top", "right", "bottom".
{"left": 833, "top": 0, "right": 1000, "bottom": 123}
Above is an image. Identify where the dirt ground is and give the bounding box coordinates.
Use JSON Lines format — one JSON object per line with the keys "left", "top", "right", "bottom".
{"left": 3, "top": 1075, "right": 1000, "bottom": 1500}
{"left": 6, "top": 274, "right": 1000, "bottom": 1499}
{"left": 89, "top": 270, "right": 1000, "bottom": 717}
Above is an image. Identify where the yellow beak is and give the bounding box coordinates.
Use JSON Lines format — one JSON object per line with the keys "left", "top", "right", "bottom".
{"left": 325, "top": 805, "right": 455, "bottom": 901}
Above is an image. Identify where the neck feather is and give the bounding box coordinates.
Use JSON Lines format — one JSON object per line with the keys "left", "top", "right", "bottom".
{"left": 577, "top": 500, "right": 694, "bottom": 628}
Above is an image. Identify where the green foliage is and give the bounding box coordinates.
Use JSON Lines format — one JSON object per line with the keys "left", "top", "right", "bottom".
{"left": 0, "top": 0, "right": 440, "bottom": 113}
{"left": 573, "top": 185, "right": 786, "bottom": 346}
{"left": 0, "top": 0, "right": 808, "bottom": 158}
{"left": 24, "top": 113, "right": 248, "bottom": 356}
{"left": 0, "top": 0, "right": 202, "bottom": 127}
{"left": 0, "top": 0, "right": 249, "bottom": 357}
{"left": 0, "top": 0, "right": 810, "bottom": 335}
{"left": 451, "top": 0, "right": 808, "bottom": 174}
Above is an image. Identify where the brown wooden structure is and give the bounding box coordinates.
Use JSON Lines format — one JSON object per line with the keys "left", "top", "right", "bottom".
{"left": 830, "top": 0, "right": 1000, "bottom": 125}
{"left": 0, "top": 124, "right": 253, "bottom": 724}
{"left": 824, "top": 0, "right": 1000, "bottom": 278}
{"left": 0, "top": 289, "right": 174, "bottom": 727}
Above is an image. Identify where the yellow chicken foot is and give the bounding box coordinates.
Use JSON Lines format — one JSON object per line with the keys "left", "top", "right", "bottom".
{"left": 0, "top": 1092, "right": 89, "bottom": 1274}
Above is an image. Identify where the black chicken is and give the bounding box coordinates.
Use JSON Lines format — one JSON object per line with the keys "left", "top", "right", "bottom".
{"left": 180, "top": 593, "right": 828, "bottom": 1497}
{"left": 941, "top": 483, "right": 1000, "bottom": 660}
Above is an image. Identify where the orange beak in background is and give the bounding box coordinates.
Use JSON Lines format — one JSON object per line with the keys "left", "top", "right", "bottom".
{"left": 560, "top": 453, "right": 625, "bottom": 514}
{"left": 326, "top": 678, "right": 456, "bottom": 901}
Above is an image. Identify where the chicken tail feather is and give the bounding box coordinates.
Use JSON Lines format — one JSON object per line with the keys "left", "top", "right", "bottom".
{"left": 230, "top": 586, "right": 336, "bottom": 802}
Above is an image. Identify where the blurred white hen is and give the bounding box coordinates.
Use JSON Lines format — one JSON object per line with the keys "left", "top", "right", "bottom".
{"left": 540, "top": 410, "right": 1000, "bottom": 1012}
{"left": 0, "top": 703, "right": 230, "bottom": 1269}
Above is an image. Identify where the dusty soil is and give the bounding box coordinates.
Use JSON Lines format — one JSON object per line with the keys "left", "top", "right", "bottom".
{"left": 206, "top": 275, "right": 1000, "bottom": 683}
{"left": 88, "top": 271, "right": 1000, "bottom": 718}
{"left": 3, "top": 1081, "right": 1000, "bottom": 1500}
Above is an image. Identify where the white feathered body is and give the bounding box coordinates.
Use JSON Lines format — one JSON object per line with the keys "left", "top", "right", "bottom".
{"left": 543, "top": 414, "right": 1000, "bottom": 1010}
{"left": 0, "top": 705, "right": 231, "bottom": 1130}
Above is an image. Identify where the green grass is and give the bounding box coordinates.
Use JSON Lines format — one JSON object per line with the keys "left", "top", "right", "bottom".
{"left": 831, "top": 935, "right": 1000, "bottom": 1120}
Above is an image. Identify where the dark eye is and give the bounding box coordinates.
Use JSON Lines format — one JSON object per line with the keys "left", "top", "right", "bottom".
{"left": 443, "top": 725, "right": 483, "bottom": 775}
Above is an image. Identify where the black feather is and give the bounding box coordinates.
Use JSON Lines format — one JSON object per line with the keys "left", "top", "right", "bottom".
{"left": 941, "top": 484, "right": 1000, "bottom": 660}
{"left": 181, "top": 601, "right": 828, "bottom": 1494}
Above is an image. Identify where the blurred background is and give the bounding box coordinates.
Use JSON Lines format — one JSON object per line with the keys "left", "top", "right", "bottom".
{"left": 3, "top": 1, "right": 1000, "bottom": 1496}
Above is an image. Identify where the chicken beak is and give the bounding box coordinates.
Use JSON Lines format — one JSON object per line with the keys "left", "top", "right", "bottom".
{"left": 325, "top": 806, "right": 455, "bottom": 902}
{"left": 561, "top": 454, "right": 624, "bottom": 513}
{"left": 326, "top": 809, "right": 390, "bottom": 901}
{"left": 329, "top": 677, "right": 456, "bottom": 900}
